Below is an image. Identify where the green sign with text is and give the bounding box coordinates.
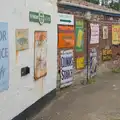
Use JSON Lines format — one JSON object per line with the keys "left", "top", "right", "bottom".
{"left": 29, "top": 11, "right": 51, "bottom": 25}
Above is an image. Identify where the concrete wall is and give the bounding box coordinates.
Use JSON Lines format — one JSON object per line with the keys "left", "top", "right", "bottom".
{"left": 0, "top": 0, "right": 57, "bottom": 120}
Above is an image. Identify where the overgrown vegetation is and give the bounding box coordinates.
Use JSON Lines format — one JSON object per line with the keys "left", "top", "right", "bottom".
{"left": 85, "top": 0, "right": 120, "bottom": 11}
{"left": 112, "top": 68, "right": 120, "bottom": 73}
{"left": 88, "top": 77, "right": 96, "bottom": 84}
{"left": 109, "top": 1, "right": 120, "bottom": 11}
{"left": 86, "top": 0, "right": 99, "bottom": 4}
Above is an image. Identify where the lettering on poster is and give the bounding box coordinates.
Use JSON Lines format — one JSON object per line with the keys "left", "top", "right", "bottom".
{"left": 0, "top": 22, "right": 9, "bottom": 92}
{"left": 102, "top": 49, "right": 112, "bottom": 61}
{"left": 90, "top": 24, "right": 99, "bottom": 44}
{"left": 61, "top": 69, "right": 73, "bottom": 80}
{"left": 58, "top": 25, "right": 75, "bottom": 48}
{"left": 60, "top": 50, "right": 73, "bottom": 88}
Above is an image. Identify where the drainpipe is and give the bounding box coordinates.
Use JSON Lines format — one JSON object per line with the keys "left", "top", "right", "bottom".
{"left": 84, "top": 11, "right": 92, "bottom": 83}
{"left": 119, "top": 0, "right": 120, "bottom": 11}
{"left": 86, "top": 20, "right": 89, "bottom": 83}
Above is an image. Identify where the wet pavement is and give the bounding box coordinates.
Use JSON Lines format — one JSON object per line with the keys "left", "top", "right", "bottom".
{"left": 32, "top": 72, "right": 120, "bottom": 120}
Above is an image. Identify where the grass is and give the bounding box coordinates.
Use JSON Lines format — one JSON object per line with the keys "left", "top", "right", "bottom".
{"left": 112, "top": 68, "right": 120, "bottom": 73}
{"left": 88, "top": 77, "right": 96, "bottom": 84}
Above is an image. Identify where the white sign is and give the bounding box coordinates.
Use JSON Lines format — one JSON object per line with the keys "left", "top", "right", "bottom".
{"left": 58, "top": 13, "right": 74, "bottom": 25}
{"left": 90, "top": 23, "right": 99, "bottom": 44}
{"left": 60, "top": 49, "right": 74, "bottom": 88}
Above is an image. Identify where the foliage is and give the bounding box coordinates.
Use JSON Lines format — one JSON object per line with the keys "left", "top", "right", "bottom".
{"left": 85, "top": 0, "right": 99, "bottom": 4}
{"left": 109, "top": 1, "right": 120, "bottom": 11}
{"left": 88, "top": 77, "right": 96, "bottom": 84}
{"left": 112, "top": 68, "right": 120, "bottom": 73}
{"left": 85, "top": 0, "right": 120, "bottom": 11}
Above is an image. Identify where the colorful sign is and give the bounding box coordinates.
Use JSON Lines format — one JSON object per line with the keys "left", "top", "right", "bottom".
{"left": 34, "top": 31, "right": 47, "bottom": 80}
{"left": 112, "top": 25, "right": 120, "bottom": 45}
{"left": 58, "top": 25, "right": 75, "bottom": 48}
{"left": 90, "top": 48, "right": 97, "bottom": 78}
{"left": 0, "top": 22, "right": 9, "bottom": 92}
{"left": 90, "top": 24, "right": 99, "bottom": 44}
{"left": 15, "top": 29, "right": 29, "bottom": 51}
{"left": 75, "top": 20, "right": 84, "bottom": 52}
{"left": 29, "top": 11, "right": 51, "bottom": 25}
{"left": 60, "top": 50, "right": 74, "bottom": 88}
{"left": 58, "top": 13, "right": 74, "bottom": 25}
{"left": 103, "top": 26, "right": 108, "bottom": 39}
{"left": 76, "top": 57, "right": 84, "bottom": 69}
{"left": 102, "top": 49, "right": 112, "bottom": 61}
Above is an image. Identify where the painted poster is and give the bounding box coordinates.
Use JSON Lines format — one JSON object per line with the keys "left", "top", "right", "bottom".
{"left": 75, "top": 20, "right": 84, "bottom": 52}
{"left": 103, "top": 26, "right": 108, "bottom": 39}
{"left": 60, "top": 50, "right": 74, "bottom": 88}
{"left": 112, "top": 25, "right": 120, "bottom": 45}
{"left": 90, "top": 48, "right": 97, "bottom": 78}
{"left": 15, "top": 29, "right": 28, "bottom": 51}
{"left": 58, "top": 25, "right": 75, "bottom": 48}
{"left": 34, "top": 31, "right": 47, "bottom": 80}
{"left": 90, "top": 24, "right": 99, "bottom": 44}
{"left": 76, "top": 57, "right": 84, "bottom": 70}
{"left": 0, "top": 22, "right": 9, "bottom": 92}
{"left": 102, "top": 49, "right": 112, "bottom": 61}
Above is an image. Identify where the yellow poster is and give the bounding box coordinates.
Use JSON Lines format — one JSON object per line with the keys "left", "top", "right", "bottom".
{"left": 76, "top": 57, "right": 84, "bottom": 69}
{"left": 112, "top": 25, "right": 120, "bottom": 45}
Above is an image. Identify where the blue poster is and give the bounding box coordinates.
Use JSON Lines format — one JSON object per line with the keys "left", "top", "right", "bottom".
{"left": 0, "top": 22, "right": 9, "bottom": 92}
{"left": 60, "top": 50, "right": 74, "bottom": 88}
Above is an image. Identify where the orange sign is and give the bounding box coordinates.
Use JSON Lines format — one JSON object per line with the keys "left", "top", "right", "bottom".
{"left": 58, "top": 25, "right": 75, "bottom": 48}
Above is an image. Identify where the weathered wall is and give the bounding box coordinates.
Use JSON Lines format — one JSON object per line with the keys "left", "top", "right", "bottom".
{"left": 57, "top": 3, "right": 120, "bottom": 79}
{"left": 0, "top": 0, "right": 57, "bottom": 120}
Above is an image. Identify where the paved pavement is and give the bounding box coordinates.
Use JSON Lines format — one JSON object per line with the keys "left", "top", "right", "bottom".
{"left": 32, "top": 72, "right": 120, "bottom": 120}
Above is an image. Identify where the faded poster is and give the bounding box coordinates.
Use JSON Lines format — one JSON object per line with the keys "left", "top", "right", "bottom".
{"left": 15, "top": 29, "right": 29, "bottom": 51}
{"left": 90, "top": 48, "right": 97, "bottom": 78}
{"left": 90, "top": 24, "right": 99, "bottom": 44}
{"left": 0, "top": 22, "right": 9, "bottom": 92}
{"left": 112, "top": 25, "right": 120, "bottom": 45}
{"left": 34, "top": 31, "right": 47, "bottom": 80}
{"left": 60, "top": 50, "right": 74, "bottom": 88}
{"left": 103, "top": 26, "right": 108, "bottom": 39}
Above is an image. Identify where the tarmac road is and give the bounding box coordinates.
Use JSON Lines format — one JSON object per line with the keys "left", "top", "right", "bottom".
{"left": 32, "top": 72, "right": 120, "bottom": 120}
